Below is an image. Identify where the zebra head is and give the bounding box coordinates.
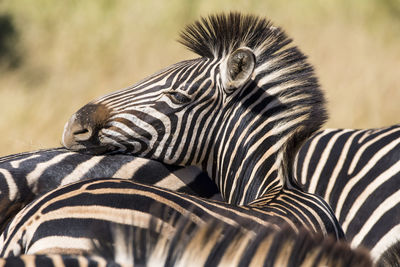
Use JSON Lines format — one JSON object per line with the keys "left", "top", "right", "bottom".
{"left": 62, "top": 51, "right": 255, "bottom": 160}
{"left": 62, "top": 13, "right": 259, "bottom": 162}
{"left": 62, "top": 13, "right": 327, "bottom": 204}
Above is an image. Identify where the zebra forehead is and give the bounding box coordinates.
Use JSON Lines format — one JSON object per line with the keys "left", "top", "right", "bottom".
{"left": 179, "top": 12, "right": 289, "bottom": 58}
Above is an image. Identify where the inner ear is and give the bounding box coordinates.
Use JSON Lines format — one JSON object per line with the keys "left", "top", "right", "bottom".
{"left": 224, "top": 47, "right": 256, "bottom": 93}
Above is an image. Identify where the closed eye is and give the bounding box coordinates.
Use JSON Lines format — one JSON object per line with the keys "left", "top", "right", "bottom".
{"left": 165, "top": 90, "right": 192, "bottom": 105}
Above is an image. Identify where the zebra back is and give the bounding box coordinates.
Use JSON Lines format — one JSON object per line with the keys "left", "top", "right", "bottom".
{"left": 0, "top": 148, "right": 219, "bottom": 231}
{"left": 0, "top": 178, "right": 343, "bottom": 257}
{"left": 73, "top": 209, "right": 373, "bottom": 267}
{"left": 0, "top": 204, "right": 371, "bottom": 267}
{"left": 295, "top": 124, "right": 400, "bottom": 259}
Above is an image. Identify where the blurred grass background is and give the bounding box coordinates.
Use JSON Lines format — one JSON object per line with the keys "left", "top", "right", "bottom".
{"left": 0, "top": 0, "right": 399, "bottom": 156}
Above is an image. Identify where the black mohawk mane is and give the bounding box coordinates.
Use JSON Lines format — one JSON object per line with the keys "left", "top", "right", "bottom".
{"left": 179, "top": 12, "right": 291, "bottom": 58}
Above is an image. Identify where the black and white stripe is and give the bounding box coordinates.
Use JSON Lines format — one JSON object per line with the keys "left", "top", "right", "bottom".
{"left": 0, "top": 254, "right": 114, "bottom": 267}
{"left": 0, "top": 178, "right": 342, "bottom": 257}
{"left": 295, "top": 124, "right": 400, "bottom": 259}
{"left": 0, "top": 148, "right": 219, "bottom": 232}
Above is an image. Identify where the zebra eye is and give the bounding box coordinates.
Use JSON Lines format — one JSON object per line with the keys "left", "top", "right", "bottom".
{"left": 165, "top": 90, "right": 192, "bottom": 105}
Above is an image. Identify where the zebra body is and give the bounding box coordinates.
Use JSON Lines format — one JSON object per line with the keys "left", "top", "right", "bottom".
{"left": 106, "top": 213, "right": 370, "bottom": 267}
{"left": 296, "top": 124, "right": 400, "bottom": 259}
{"left": 0, "top": 209, "right": 373, "bottom": 267}
{"left": 0, "top": 178, "right": 343, "bottom": 256}
{"left": 0, "top": 148, "right": 219, "bottom": 231}
{"left": 2, "top": 125, "right": 398, "bottom": 261}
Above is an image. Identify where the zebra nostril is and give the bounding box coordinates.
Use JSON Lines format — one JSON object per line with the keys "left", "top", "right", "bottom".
{"left": 72, "top": 128, "right": 92, "bottom": 141}
{"left": 62, "top": 117, "right": 94, "bottom": 149}
{"left": 73, "top": 129, "right": 89, "bottom": 135}
{"left": 74, "top": 129, "right": 89, "bottom": 135}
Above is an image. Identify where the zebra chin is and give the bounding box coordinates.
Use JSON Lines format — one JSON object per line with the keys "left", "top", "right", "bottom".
{"left": 63, "top": 129, "right": 149, "bottom": 156}
{"left": 64, "top": 140, "right": 146, "bottom": 156}
{"left": 62, "top": 143, "right": 116, "bottom": 155}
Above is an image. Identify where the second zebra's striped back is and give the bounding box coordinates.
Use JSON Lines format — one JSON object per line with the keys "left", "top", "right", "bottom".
{"left": 0, "top": 178, "right": 343, "bottom": 257}
{"left": 0, "top": 195, "right": 372, "bottom": 267}
{"left": 296, "top": 124, "right": 400, "bottom": 259}
{"left": 0, "top": 148, "right": 219, "bottom": 231}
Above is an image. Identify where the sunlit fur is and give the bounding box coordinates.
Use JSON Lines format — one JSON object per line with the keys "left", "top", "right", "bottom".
{"left": 64, "top": 13, "right": 327, "bottom": 205}
{"left": 0, "top": 213, "right": 371, "bottom": 267}
{"left": 92, "top": 210, "right": 371, "bottom": 267}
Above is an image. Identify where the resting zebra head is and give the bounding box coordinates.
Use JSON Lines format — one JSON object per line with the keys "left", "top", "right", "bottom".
{"left": 62, "top": 13, "right": 327, "bottom": 204}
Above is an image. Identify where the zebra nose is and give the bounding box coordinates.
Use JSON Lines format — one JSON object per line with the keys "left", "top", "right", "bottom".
{"left": 62, "top": 103, "right": 110, "bottom": 151}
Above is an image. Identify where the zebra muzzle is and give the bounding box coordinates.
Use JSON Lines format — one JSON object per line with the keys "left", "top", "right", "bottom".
{"left": 62, "top": 103, "right": 111, "bottom": 153}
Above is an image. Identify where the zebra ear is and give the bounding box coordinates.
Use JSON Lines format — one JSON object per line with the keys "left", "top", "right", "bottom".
{"left": 223, "top": 47, "right": 256, "bottom": 93}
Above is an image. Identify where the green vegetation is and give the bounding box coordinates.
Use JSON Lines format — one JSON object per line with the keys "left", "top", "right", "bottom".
{"left": 0, "top": 0, "right": 399, "bottom": 156}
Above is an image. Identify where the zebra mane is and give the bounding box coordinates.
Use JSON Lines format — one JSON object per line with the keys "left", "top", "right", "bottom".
{"left": 179, "top": 12, "right": 290, "bottom": 58}
{"left": 376, "top": 240, "right": 400, "bottom": 267}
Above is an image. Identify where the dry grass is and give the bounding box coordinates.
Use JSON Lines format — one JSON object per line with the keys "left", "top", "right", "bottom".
{"left": 0, "top": 0, "right": 399, "bottom": 156}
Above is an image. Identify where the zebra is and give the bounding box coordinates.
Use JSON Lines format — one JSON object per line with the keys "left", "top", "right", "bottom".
{"left": 61, "top": 12, "right": 327, "bottom": 207}
{"left": 1, "top": 178, "right": 351, "bottom": 265}
{"left": 0, "top": 206, "right": 374, "bottom": 267}
{"left": 0, "top": 12, "right": 344, "bottom": 255}
{"left": 59, "top": 13, "right": 343, "bottom": 234}
{"left": 296, "top": 124, "right": 400, "bottom": 259}
{"left": 1, "top": 133, "right": 398, "bottom": 262}
{"left": 2, "top": 127, "right": 398, "bottom": 261}
{"left": 0, "top": 147, "right": 220, "bottom": 231}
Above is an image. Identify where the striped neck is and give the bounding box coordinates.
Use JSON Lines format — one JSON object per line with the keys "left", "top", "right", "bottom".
{"left": 203, "top": 82, "right": 311, "bottom": 205}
